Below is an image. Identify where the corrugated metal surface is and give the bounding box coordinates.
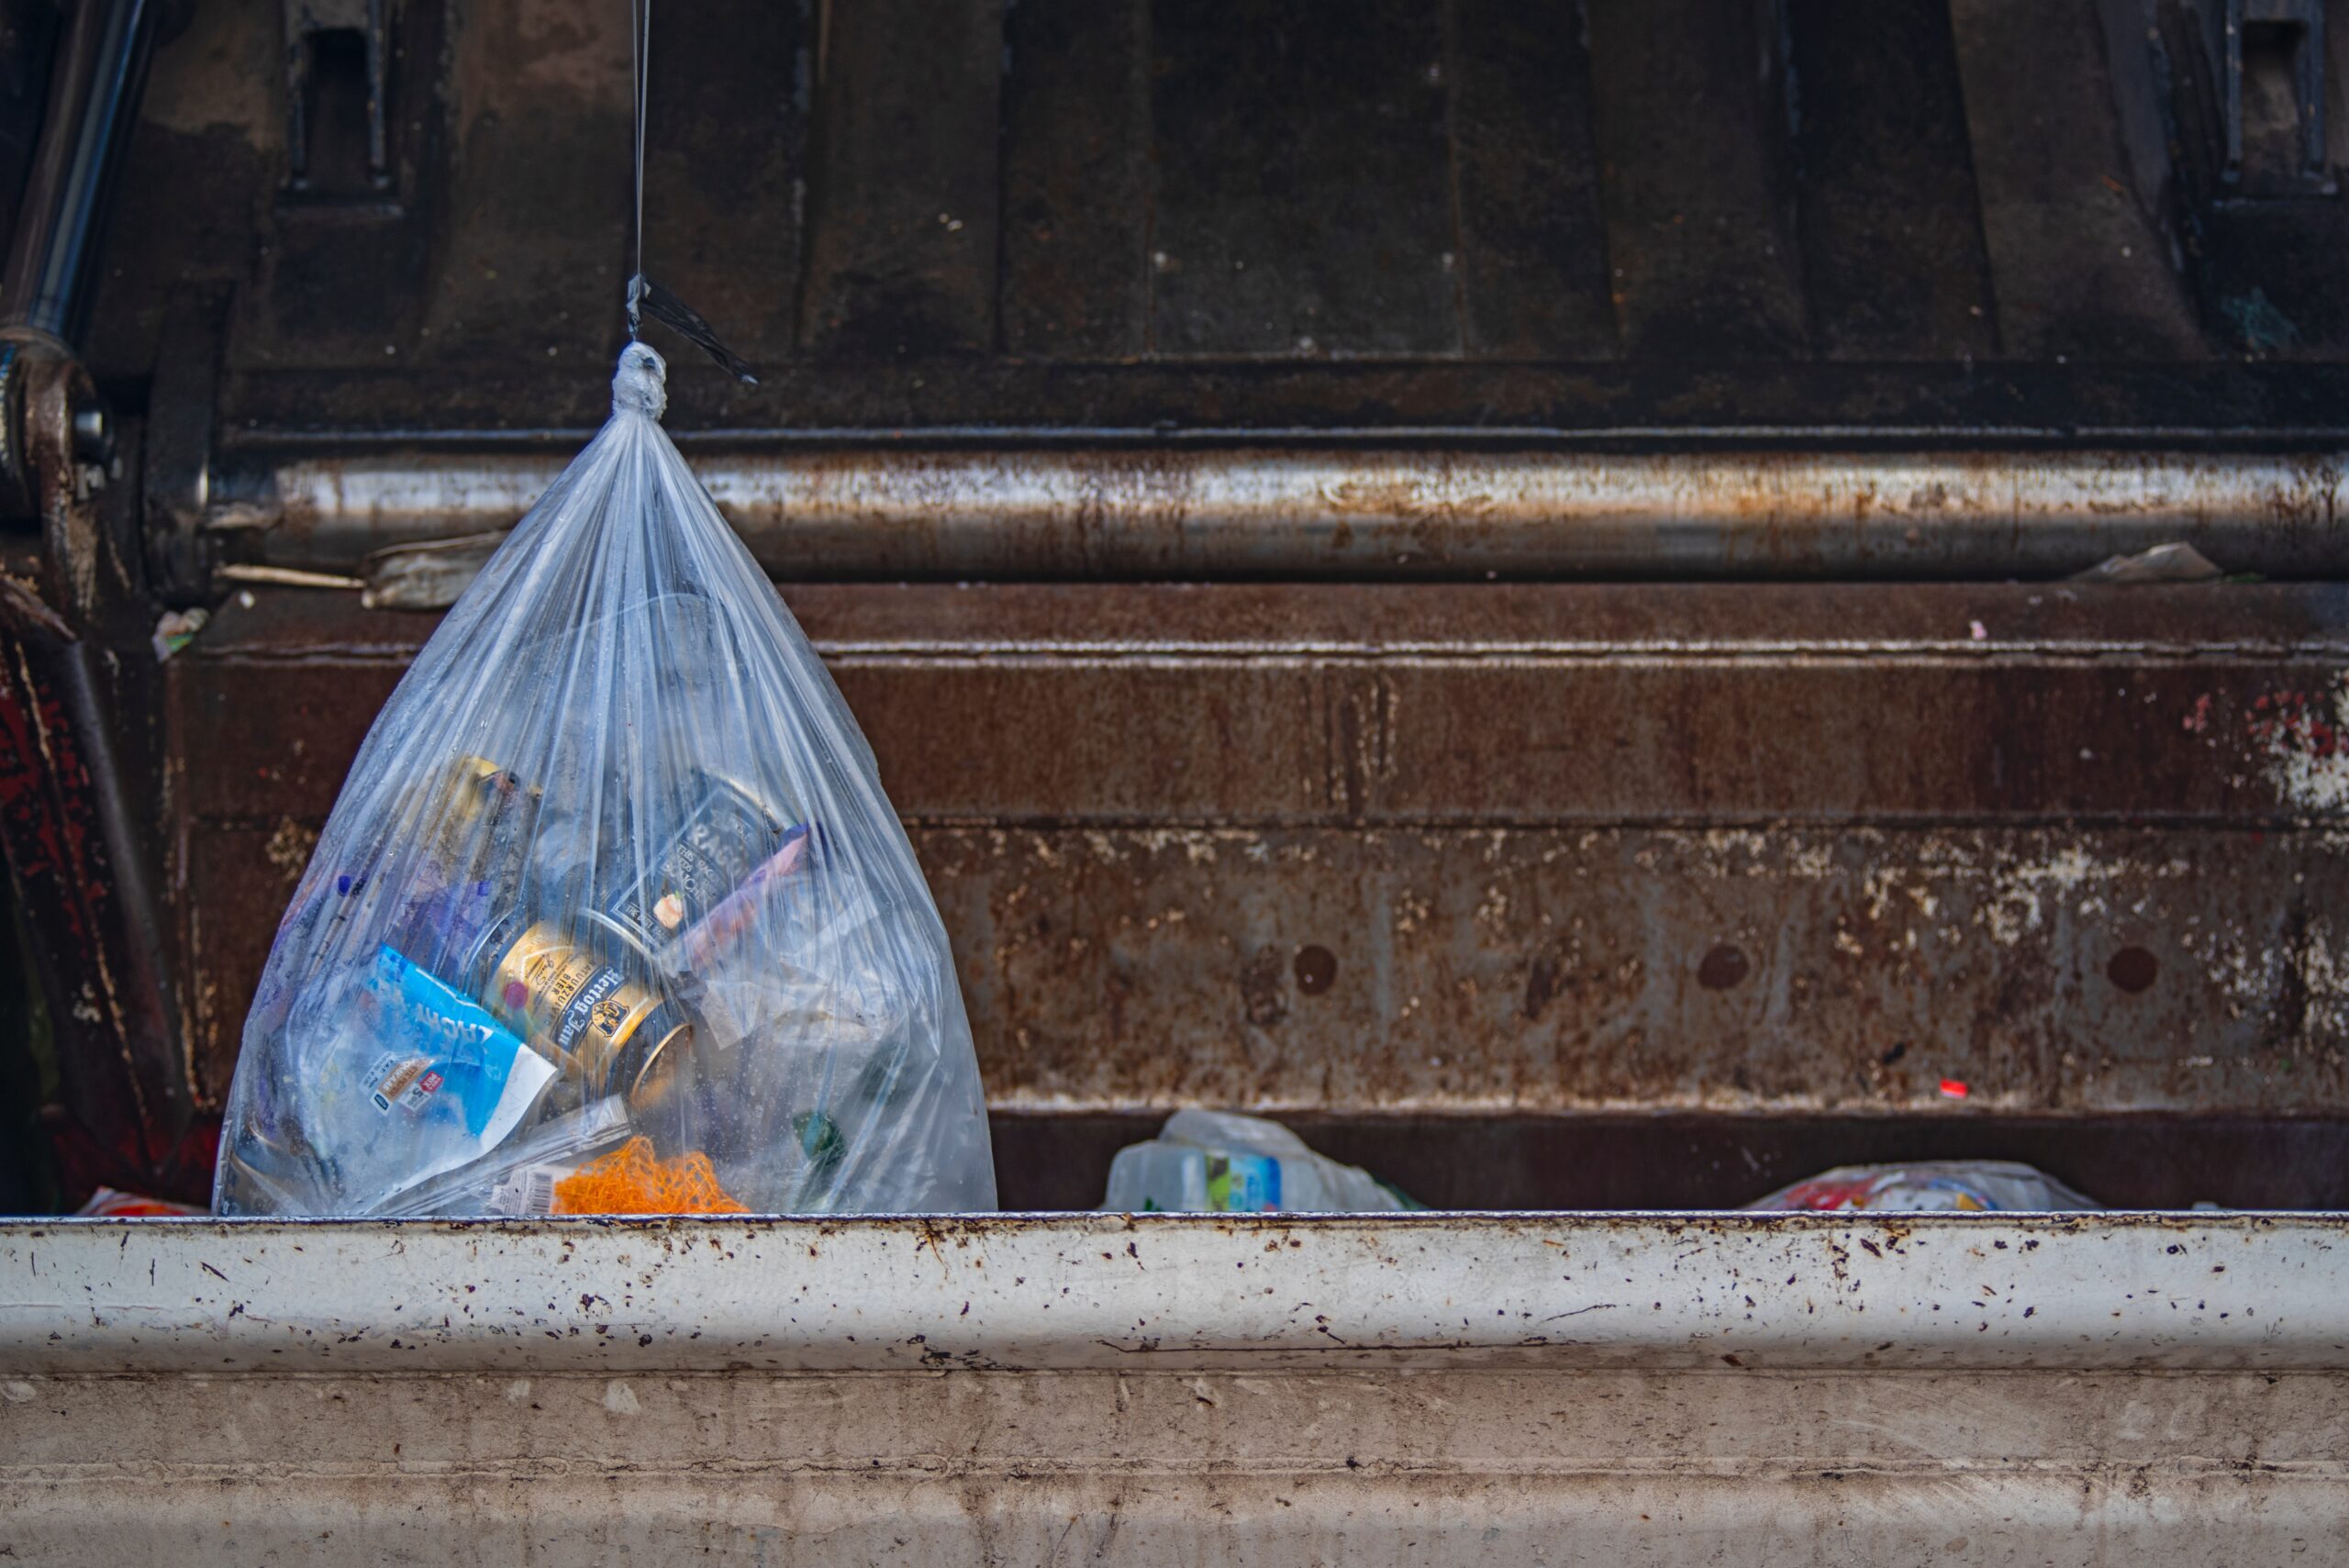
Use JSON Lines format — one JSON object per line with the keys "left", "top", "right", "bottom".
{"left": 89, "top": 1, "right": 2349, "bottom": 435}
{"left": 3, "top": 1214, "right": 2345, "bottom": 1563}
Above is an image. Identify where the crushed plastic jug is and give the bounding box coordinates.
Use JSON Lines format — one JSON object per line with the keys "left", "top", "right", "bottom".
{"left": 1101, "top": 1110, "right": 1417, "bottom": 1213}
{"left": 1745, "top": 1162, "right": 2098, "bottom": 1213}
{"left": 214, "top": 344, "right": 996, "bottom": 1216}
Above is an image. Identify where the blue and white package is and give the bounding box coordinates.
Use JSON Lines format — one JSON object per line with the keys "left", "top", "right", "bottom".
{"left": 272, "top": 946, "right": 561, "bottom": 1213}
{"left": 362, "top": 945, "right": 556, "bottom": 1147}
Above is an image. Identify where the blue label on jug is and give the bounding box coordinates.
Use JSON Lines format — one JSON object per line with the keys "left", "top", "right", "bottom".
{"left": 1205, "top": 1152, "right": 1282, "bottom": 1212}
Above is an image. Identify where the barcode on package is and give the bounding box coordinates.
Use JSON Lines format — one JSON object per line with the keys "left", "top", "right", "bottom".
{"left": 489, "top": 1164, "right": 562, "bottom": 1217}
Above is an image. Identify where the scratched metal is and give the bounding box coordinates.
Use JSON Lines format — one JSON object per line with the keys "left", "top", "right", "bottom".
{"left": 174, "top": 650, "right": 2349, "bottom": 827}
{"left": 6, "top": 1215, "right": 2346, "bottom": 1562}
{"left": 920, "top": 825, "right": 2349, "bottom": 1118}
{"left": 5, "top": 1216, "right": 2349, "bottom": 1564}
{"left": 169, "top": 580, "right": 2349, "bottom": 828}
{"left": 228, "top": 447, "right": 2349, "bottom": 584}
{"left": 6, "top": 1368, "right": 2345, "bottom": 1564}
{"left": 6, "top": 1212, "right": 2345, "bottom": 1371}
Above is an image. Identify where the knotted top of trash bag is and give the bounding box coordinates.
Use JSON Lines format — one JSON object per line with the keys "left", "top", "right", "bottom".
{"left": 613, "top": 340, "right": 667, "bottom": 420}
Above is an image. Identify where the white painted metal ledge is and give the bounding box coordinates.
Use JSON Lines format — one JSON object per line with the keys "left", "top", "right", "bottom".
{"left": 6, "top": 1213, "right": 2347, "bottom": 1565}
{"left": 3, "top": 1211, "right": 2343, "bottom": 1373}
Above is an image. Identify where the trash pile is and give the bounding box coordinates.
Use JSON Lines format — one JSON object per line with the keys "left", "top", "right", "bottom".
{"left": 1742, "top": 1162, "right": 2098, "bottom": 1213}
{"left": 1099, "top": 1115, "right": 2099, "bottom": 1215}
{"left": 213, "top": 345, "right": 995, "bottom": 1218}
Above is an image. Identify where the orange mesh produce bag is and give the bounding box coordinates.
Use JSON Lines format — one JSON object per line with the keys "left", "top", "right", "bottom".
{"left": 551, "top": 1136, "right": 747, "bottom": 1215}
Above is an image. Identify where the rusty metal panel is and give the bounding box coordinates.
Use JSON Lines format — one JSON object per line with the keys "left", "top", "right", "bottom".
{"left": 164, "top": 584, "right": 2349, "bottom": 1129}
{"left": 924, "top": 825, "right": 2349, "bottom": 1118}
{"left": 2152, "top": 0, "right": 2349, "bottom": 361}
{"left": 173, "top": 582, "right": 2349, "bottom": 827}
{"left": 1783, "top": 0, "right": 2001, "bottom": 360}
{"left": 234, "top": 0, "right": 455, "bottom": 366}
{"left": 637, "top": 0, "right": 809, "bottom": 370}
{"left": 83, "top": 0, "right": 2349, "bottom": 442}
{"left": 1446, "top": 0, "right": 1616, "bottom": 359}
{"left": 161, "top": 580, "right": 2349, "bottom": 816}
{"left": 174, "top": 822, "right": 309, "bottom": 1106}
{"left": 849, "top": 661, "right": 2341, "bottom": 826}
{"left": 409, "top": 0, "right": 626, "bottom": 370}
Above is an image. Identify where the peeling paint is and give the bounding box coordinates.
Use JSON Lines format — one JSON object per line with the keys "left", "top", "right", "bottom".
{"left": 2255, "top": 676, "right": 2349, "bottom": 813}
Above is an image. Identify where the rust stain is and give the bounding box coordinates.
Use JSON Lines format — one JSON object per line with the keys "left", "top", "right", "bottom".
{"left": 262, "top": 817, "right": 320, "bottom": 881}
{"left": 164, "top": 584, "right": 2349, "bottom": 1129}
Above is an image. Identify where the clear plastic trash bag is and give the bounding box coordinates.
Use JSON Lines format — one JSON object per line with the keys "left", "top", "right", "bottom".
{"left": 215, "top": 344, "right": 996, "bottom": 1217}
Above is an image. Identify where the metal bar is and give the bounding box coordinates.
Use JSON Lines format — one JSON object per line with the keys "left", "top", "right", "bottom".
{"left": 0, "top": 0, "right": 158, "bottom": 347}
{"left": 50, "top": 639, "right": 185, "bottom": 1125}
{"left": 234, "top": 447, "right": 2349, "bottom": 581}
{"left": 7, "top": 1212, "right": 2346, "bottom": 1372}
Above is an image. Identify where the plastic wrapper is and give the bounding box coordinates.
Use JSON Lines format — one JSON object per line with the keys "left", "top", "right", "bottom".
{"left": 1102, "top": 1110, "right": 1416, "bottom": 1213}
{"left": 214, "top": 345, "right": 996, "bottom": 1217}
{"left": 1745, "top": 1162, "right": 2098, "bottom": 1213}
{"left": 74, "top": 1188, "right": 207, "bottom": 1218}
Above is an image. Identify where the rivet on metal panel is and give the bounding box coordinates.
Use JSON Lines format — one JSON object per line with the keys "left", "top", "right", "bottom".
{"left": 2108, "top": 947, "right": 2161, "bottom": 994}
{"left": 1698, "top": 943, "right": 1750, "bottom": 990}
{"left": 1293, "top": 945, "right": 1338, "bottom": 996}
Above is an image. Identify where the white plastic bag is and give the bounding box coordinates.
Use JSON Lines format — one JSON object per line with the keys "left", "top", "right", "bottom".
{"left": 216, "top": 345, "right": 996, "bottom": 1216}
{"left": 1102, "top": 1110, "right": 1414, "bottom": 1213}
{"left": 1745, "top": 1162, "right": 2097, "bottom": 1213}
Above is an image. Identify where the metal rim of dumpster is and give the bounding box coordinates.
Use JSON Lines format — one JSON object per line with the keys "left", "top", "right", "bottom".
{"left": 5, "top": 1211, "right": 2343, "bottom": 1375}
